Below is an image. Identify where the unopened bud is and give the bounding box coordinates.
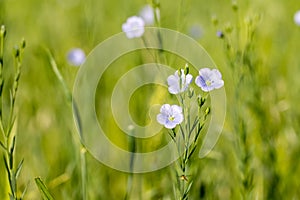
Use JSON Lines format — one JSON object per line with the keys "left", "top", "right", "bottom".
{"left": 21, "top": 38, "right": 26, "bottom": 49}
{"left": 188, "top": 88, "right": 194, "bottom": 98}
{"left": 184, "top": 63, "right": 189, "bottom": 75}
{"left": 0, "top": 25, "right": 6, "bottom": 38}
{"left": 13, "top": 46, "right": 20, "bottom": 58}
{"left": 232, "top": 2, "right": 238, "bottom": 11}
{"left": 224, "top": 22, "right": 233, "bottom": 33}
{"left": 152, "top": 0, "right": 160, "bottom": 8}
{"left": 205, "top": 107, "right": 211, "bottom": 116}
{"left": 211, "top": 15, "right": 218, "bottom": 26}
{"left": 198, "top": 96, "right": 206, "bottom": 108}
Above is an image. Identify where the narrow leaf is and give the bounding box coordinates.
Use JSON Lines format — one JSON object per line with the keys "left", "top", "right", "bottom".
{"left": 9, "top": 136, "right": 16, "bottom": 169}
{"left": 188, "top": 117, "right": 199, "bottom": 137}
{"left": 182, "top": 180, "right": 194, "bottom": 199}
{"left": 21, "top": 181, "right": 29, "bottom": 199}
{"left": 0, "top": 140, "right": 6, "bottom": 150}
{"left": 10, "top": 171, "right": 16, "bottom": 196}
{"left": 194, "top": 124, "right": 203, "bottom": 143}
{"left": 35, "top": 177, "right": 54, "bottom": 200}
{"left": 187, "top": 145, "right": 197, "bottom": 160}
{"left": 6, "top": 116, "right": 16, "bottom": 138}
{"left": 3, "top": 154, "right": 10, "bottom": 174}
{"left": 16, "top": 158, "right": 24, "bottom": 179}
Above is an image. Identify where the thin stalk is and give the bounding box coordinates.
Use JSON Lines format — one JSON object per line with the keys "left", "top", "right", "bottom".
{"left": 0, "top": 27, "right": 26, "bottom": 200}
{"left": 0, "top": 25, "right": 6, "bottom": 120}
{"left": 80, "top": 147, "right": 87, "bottom": 200}
{"left": 45, "top": 48, "right": 87, "bottom": 200}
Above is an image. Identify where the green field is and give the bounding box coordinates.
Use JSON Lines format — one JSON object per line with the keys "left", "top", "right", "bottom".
{"left": 1, "top": 0, "right": 300, "bottom": 199}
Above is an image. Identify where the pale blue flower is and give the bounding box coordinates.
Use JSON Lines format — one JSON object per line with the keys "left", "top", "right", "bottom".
{"left": 167, "top": 69, "right": 193, "bottom": 94}
{"left": 122, "top": 16, "right": 145, "bottom": 39}
{"left": 157, "top": 104, "right": 183, "bottom": 129}
{"left": 294, "top": 10, "right": 300, "bottom": 26}
{"left": 195, "top": 68, "right": 224, "bottom": 92}
{"left": 188, "top": 24, "right": 203, "bottom": 40}
{"left": 139, "top": 5, "right": 155, "bottom": 25}
{"left": 67, "top": 48, "right": 85, "bottom": 66}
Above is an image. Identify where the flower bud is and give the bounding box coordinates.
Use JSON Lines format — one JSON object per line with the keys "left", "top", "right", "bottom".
{"left": 21, "top": 38, "right": 26, "bottom": 49}
{"left": 0, "top": 25, "right": 6, "bottom": 38}
{"left": 224, "top": 22, "right": 233, "bottom": 33}
{"left": 188, "top": 88, "right": 194, "bottom": 98}
{"left": 211, "top": 15, "right": 218, "bottom": 26}
{"left": 184, "top": 63, "right": 189, "bottom": 75}
{"left": 205, "top": 107, "right": 211, "bottom": 116}
{"left": 197, "top": 96, "right": 206, "bottom": 108}
{"left": 232, "top": 1, "right": 238, "bottom": 11}
{"left": 152, "top": 0, "right": 160, "bottom": 9}
{"left": 13, "top": 45, "right": 20, "bottom": 58}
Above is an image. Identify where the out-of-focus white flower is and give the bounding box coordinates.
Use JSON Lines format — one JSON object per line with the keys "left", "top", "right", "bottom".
{"left": 294, "top": 10, "right": 300, "bottom": 26}
{"left": 122, "top": 16, "right": 145, "bottom": 39}
{"left": 139, "top": 5, "right": 156, "bottom": 25}
{"left": 157, "top": 104, "right": 183, "bottom": 129}
{"left": 167, "top": 69, "right": 193, "bottom": 94}
{"left": 188, "top": 25, "right": 203, "bottom": 40}
{"left": 195, "top": 68, "right": 224, "bottom": 92}
{"left": 67, "top": 48, "right": 86, "bottom": 66}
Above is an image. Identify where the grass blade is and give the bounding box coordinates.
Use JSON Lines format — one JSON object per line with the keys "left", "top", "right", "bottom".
{"left": 35, "top": 177, "right": 54, "bottom": 200}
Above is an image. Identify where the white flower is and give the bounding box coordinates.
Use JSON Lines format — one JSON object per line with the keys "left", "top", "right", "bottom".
{"left": 122, "top": 16, "right": 145, "bottom": 39}
{"left": 167, "top": 69, "right": 193, "bottom": 94}
{"left": 139, "top": 5, "right": 156, "bottom": 25}
{"left": 157, "top": 104, "right": 183, "bottom": 129}
{"left": 195, "top": 68, "right": 224, "bottom": 92}
{"left": 67, "top": 48, "right": 86, "bottom": 66}
{"left": 294, "top": 10, "right": 300, "bottom": 26}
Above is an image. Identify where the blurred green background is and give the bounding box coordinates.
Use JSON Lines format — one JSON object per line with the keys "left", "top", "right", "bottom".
{"left": 0, "top": 0, "right": 300, "bottom": 199}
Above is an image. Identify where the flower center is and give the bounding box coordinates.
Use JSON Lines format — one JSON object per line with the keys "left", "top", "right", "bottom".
{"left": 168, "top": 115, "right": 175, "bottom": 121}
{"left": 132, "top": 22, "right": 141, "bottom": 31}
{"left": 205, "top": 80, "right": 212, "bottom": 86}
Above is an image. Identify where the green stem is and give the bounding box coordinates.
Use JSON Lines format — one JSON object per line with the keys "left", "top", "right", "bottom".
{"left": 80, "top": 147, "right": 87, "bottom": 200}
{"left": 0, "top": 25, "right": 5, "bottom": 120}
{"left": 46, "top": 48, "right": 88, "bottom": 200}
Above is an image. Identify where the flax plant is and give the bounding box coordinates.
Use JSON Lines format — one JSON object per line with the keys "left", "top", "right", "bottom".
{"left": 212, "top": 3, "right": 277, "bottom": 199}
{"left": 0, "top": 25, "right": 26, "bottom": 200}
{"left": 157, "top": 65, "right": 224, "bottom": 199}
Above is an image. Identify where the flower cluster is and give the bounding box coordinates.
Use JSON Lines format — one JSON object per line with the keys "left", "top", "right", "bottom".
{"left": 156, "top": 64, "right": 224, "bottom": 199}
{"left": 157, "top": 66, "right": 224, "bottom": 129}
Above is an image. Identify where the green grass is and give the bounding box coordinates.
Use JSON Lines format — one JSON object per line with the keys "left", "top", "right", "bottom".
{"left": 1, "top": 0, "right": 300, "bottom": 199}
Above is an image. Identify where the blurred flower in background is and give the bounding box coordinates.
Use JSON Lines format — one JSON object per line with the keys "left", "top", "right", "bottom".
{"left": 139, "top": 4, "right": 157, "bottom": 25}
{"left": 67, "top": 48, "right": 86, "bottom": 66}
{"left": 216, "top": 31, "right": 224, "bottom": 38}
{"left": 188, "top": 24, "right": 203, "bottom": 40}
{"left": 122, "top": 16, "right": 145, "bottom": 39}
{"left": 195, "top": 68, "right": 224, "bottom": 92}
{"left": 294, "top": 10, "right": 300, "bottom": 26}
